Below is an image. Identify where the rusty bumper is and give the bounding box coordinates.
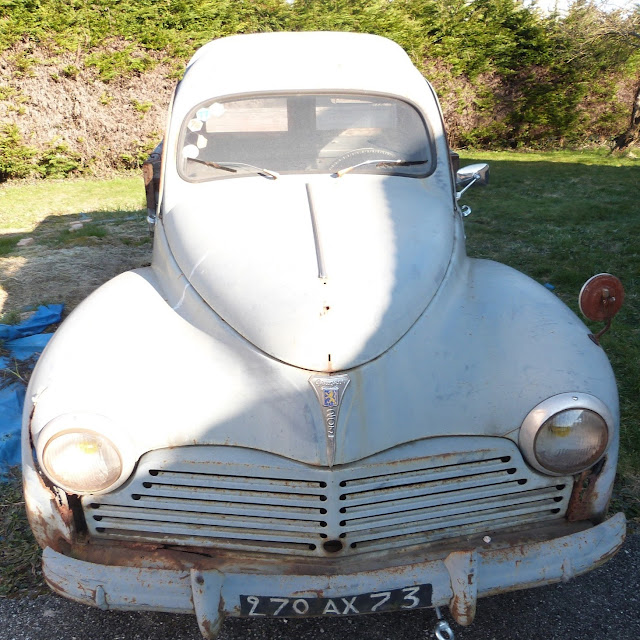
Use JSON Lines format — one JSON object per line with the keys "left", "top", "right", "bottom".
{"left": 42, "top": 513, "right": 626, "bottom": 639}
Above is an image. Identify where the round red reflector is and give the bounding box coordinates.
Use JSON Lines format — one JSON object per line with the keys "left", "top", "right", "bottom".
{"left": 579, "top": 273, "right": 624, "bottom": 322}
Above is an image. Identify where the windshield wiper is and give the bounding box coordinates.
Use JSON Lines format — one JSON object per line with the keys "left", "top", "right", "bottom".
{"left": 332, "top": 159, "right": 428, "bottom": 178}
{"left": 187, "top": 157, "right": 279, "bottom": 180}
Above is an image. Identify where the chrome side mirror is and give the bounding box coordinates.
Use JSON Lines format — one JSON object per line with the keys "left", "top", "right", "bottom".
{"left": 456, "top": 163, "right": 489, "bottom": 200}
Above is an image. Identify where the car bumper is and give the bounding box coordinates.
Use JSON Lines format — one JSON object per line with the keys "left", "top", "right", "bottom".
{"left": 42, "top": 512, "right": 626, "bottom": 638}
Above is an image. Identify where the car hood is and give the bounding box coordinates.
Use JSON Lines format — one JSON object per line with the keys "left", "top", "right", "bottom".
{"left": 164, "top": 175, "right": 455, "bottom": 371}
{"left": 27, "top": 263, "right": 618, "bottom": 470}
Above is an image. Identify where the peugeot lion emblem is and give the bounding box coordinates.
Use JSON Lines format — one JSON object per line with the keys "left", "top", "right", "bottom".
{"left": 309, "top": 374, "right": 350, "bottom": 467}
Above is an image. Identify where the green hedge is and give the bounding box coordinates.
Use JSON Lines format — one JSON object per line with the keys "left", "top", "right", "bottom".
{"left": 0, "top": 0, "right": 638, "bottom": 179}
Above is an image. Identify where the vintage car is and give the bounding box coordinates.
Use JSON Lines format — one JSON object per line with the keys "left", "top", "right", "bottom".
{"left": 22, "top": 32, "right": 626, "bottom": 639}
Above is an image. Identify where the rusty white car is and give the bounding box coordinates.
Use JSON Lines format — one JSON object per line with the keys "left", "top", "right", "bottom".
{"left": 22, "top": 32, "right": 626, "bottom": 639}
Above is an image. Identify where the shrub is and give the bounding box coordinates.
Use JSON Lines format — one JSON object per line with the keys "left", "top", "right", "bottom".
{"left": 86, "top": 46, "right": 157, "bottom": 82}
{"left": 37, "top": 141, "right": 83, "bottom": 178}
{"left": 0, "top": 124, "right": 37, "bottom": 181}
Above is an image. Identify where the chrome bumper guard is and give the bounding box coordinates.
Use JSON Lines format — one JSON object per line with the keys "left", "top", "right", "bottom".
{"left": 43, "top": 513, "right": 626, "bottom": 639}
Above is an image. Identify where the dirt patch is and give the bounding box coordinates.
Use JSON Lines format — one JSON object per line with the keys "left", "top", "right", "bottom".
{"left": 0, "top": 216, "right": 151, "bottom": 316}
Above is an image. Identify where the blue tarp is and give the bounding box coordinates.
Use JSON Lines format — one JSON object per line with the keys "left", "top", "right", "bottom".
{"left": 0, "top": 304, "right": 63, "bottom": 477}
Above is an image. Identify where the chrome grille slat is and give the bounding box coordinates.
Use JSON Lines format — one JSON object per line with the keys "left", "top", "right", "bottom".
{"left": 100, "top": 530, "right": 316, "bottom": 553}
{"left": 351, "top": 511, "right": 561, "bottom": 553}
{"left": 126, "top": 496, "right": 324, "bottom": 518}
{"left": 134, "top": 484, "right": 325, "bottom": 508}
{"left": 94, "top": 505, "right": 324, "bottom": 531}
{"left": 149, "top": 470, "right": 324, "bottom": 491}
{"left": 355, "top": 502, "right": 561, "bottom": 539}
{"left": 84, "top": 438, "right": 573, "bottom": 557}
{"left": 340, "top": 457, "right": 514, "bottom": 492}
{"left": 346, "top": 492, "right": 563, "bottom": 536}
{"left": 341, "top": 470, "right": 524, "bottom": 507}
{"left": 342, "top": 483, "right": 560, "bottom": 520}
{"left": 95, "top": 517, "right": 317, "bottom": 543}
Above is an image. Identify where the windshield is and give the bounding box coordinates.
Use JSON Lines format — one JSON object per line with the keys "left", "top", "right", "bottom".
{"left": 178, "top": 93, "right": 433, "bottom": 181}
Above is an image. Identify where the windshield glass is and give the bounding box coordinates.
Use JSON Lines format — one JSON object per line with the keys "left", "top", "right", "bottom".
{"left": 178, "top": 93, "right": 432, "bottom": 181}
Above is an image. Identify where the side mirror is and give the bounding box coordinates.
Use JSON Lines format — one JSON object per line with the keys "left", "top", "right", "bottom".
{"left": 456, "top": 163, "right": 490, "bottom": 193}
{"left": 455, "top": 162, "right": 490, "bottom": 216}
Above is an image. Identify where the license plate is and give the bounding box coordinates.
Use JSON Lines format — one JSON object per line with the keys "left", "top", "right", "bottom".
{"left": 240, "top": 583, "right": 432, "bottom": 617}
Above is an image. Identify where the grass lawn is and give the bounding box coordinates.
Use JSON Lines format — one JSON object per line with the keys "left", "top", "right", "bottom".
{"left": 0, "top": 174, "right": 144, "bottom": 232}
{"left": 0, "top": 150, "right": 638, "bottom": 597}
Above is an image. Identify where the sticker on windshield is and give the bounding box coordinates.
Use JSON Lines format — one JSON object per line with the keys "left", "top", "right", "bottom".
{"left": 182, "top": 145, "right": 199, "bottom": 159}
{"left": 187, "top": 118, "right": 203, "bottom": 132}
{"left": 209, "top": 102, "right": 225, "bottom": 117}
{"left": 196, "top": 135, "right": 208, "bottom": 149}
{"left": 196, "top": 107, "right": 210, "bottom": 121}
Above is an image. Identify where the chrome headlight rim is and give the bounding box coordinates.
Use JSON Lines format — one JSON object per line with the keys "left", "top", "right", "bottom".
{"left": 519, "top": 393, "right": 613, "bottom": 477}
{"left": 36, "top": 413, "right": 135, "bottom": 495}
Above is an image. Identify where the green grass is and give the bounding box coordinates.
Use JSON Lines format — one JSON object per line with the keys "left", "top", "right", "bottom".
{"left": 0, "top": 234, "right": 21, "bottom": 256}
{"left": 0, "top": 175, "right": 145, "bottom": 232}
{"left": 0, "top": 309, "right": 21, "bottom": 324}
{"left": 460, "top": 149, "right": 640, "bottom": 479}
{"left": 52, "top": 222, "right": 110, "bottom": 247}
{"left": 0, "top": 468, "right": 44, "bottom": 596}
{"left": 461, "top": 148, "right": 639, "bottom": 167}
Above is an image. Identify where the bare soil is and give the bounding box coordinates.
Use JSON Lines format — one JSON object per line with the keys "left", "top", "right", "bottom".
{"left": 0, "top": 215, "right": 151, "bottom": 317}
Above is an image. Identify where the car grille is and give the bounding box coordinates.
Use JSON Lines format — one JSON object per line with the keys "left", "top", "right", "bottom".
{"left": 83, "top": 437, "right": 573, "bottom": 557}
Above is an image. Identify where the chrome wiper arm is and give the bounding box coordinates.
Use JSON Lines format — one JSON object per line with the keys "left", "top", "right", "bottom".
{"left": 187, "top": 157, "right": 279, "bottom": 179}
{"left": 332, "top": 159, "right": 427, "bottom": 178}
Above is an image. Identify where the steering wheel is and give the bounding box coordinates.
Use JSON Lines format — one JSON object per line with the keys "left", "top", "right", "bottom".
{"left": 328, "top": 147, "right": 398, "bottom": 172}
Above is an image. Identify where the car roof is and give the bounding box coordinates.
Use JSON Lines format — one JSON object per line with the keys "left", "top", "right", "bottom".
{"left": 173, "top": 32, "right": 431, "bottom": 113}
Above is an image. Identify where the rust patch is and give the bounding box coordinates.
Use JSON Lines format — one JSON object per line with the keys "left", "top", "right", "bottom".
{"left": 69, "top": 519, "right": 592, "bottom": 579}
{"left": 24, "top": 411, "right": 80, "bottom": 550}
{"left": 567, "top": 458, "right": 606, "bottom": 522}
{"left": 449, "top": 591, "right": 476, "bottom": 627}
{"left": 25, "top": 487, "right": 74, "bottom": 551}
{"left": 444, "top": 551, "right": 477, "bottom": 626}
{"left": 198, "top": 615, "right": 225, "bottom": 640}
{"left": 57, "top": 500, "right": 75, "bottom": 531}
{"left": 30, "top": 484, "right": 88, "bottom": 551}
{"left": 72, "top": 543, "right": 200, "bottom": 573}
{"left": 200, "top": 619, "right": 213, "bottom": 638}
{"left": 42, "top": 574, "right": 67, "bottom": 597}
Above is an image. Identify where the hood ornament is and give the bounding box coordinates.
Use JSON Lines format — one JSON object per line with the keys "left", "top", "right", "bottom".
{"left": 309, "top": 374, "right": 350, "bottom": 467}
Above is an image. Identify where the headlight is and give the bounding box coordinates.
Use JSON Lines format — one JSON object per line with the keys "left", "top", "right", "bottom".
{"left": 520, "top": 393, "right": 613, "bottom": 476}
{"left": 534, "top": 409, "right": 608, "bottom": 474}
{"left": 42, "top": 430, "right": 122, "bottom": 494}
{"left": 36, "top": 414, "right": 133, "bottom": 495}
